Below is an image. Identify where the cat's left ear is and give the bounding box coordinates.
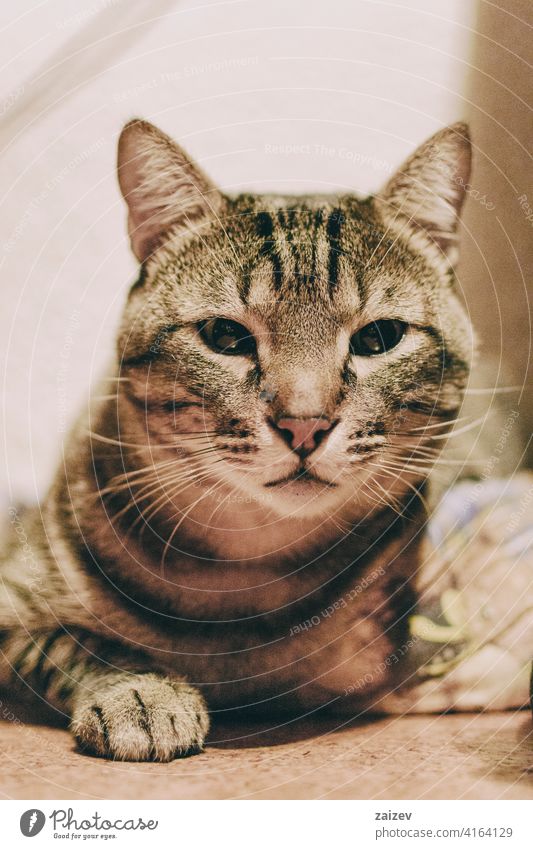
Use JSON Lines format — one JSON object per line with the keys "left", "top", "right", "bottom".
{"left": 117, "top": 119, "right": 224, "bottom": 262}
{"left": 375, "top": 123, "right": 471, "bottom": 266}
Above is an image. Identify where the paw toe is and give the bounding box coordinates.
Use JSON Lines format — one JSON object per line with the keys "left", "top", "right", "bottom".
{"left": 71, "top": 675, "right": 209, "bottom": 762}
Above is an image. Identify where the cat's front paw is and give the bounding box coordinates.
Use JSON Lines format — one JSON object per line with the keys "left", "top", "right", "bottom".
{"left": 71, "top": 673, "right": 209, "bottom": 761}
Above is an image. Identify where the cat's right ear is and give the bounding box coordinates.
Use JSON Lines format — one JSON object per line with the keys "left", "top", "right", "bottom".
{"left": 117, "top": 119, "right": 223, "bottom": 262}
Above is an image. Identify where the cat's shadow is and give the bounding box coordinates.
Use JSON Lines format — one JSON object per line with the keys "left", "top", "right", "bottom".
{"left": 0, "top": 688, "right": 67, "bottom": 729}
{"left": 207, "top": 708, "right": 381, "bottom": 750}
{"left": 0, "top": 687, "right": 367, "bottom": 750}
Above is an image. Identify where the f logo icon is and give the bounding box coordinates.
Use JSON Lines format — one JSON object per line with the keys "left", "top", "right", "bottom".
{"left": 20, "top": 810, "right": 46, "bottom": 837}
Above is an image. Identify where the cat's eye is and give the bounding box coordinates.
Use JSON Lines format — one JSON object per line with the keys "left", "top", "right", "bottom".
{"left": 199, "top": 318, "right": 256, "bottom": 356}
{"left": 350, "top": 320, "right": 407, "bottom": 356}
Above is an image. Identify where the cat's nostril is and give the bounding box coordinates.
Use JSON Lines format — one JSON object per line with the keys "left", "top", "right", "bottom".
{"left": 274, "top": 416, "right": 335, "bottom": 456}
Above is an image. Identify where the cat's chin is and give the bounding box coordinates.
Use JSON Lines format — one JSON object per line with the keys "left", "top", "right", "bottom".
{"left": 257, "top": 476, "right": 351, "bottom": 520}
{"left": 217, "top": 461, "right": 368, "bottom": 522}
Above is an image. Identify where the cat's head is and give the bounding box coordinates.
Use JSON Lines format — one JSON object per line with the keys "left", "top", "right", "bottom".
{"left": 115, "top": 119, "right": 473, "bottom": 521}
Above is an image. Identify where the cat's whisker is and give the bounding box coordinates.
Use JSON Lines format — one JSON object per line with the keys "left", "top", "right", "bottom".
{"left": 107, "top": 469, "right": 209, "bottom": 530}
{"left": 422, "top": 415, "right": 488, "bottom": 441}
{"left": 369, "top": 462, "right": 431, "bottom": 515}
{"left": 87, "top": 431, "right": 159, "bottom": 450}
{"left": 361, "top": 477, "right": 401, "bottom": 518}
{"left": 95, "top": 463, "right": 193, "bottom": 501}
{"left": 400, "top": 476, "right": 431, "bottom": 515}
{"left": 120, "top": 457, "right": 221, "bottom": 499}
{"left": 115, "top": 429, "right": 219, "bottom": 437}
{"left": 174, "top": 432, "right": 219, "bottom": 440}
{"left": 328, "top": 512, "right": 351, "bottom": 535}
{"left": 126, "top": 472, "right": 218, "bottom": 539}
{"left": 160, "top": 474, "right": 231, "bottom": 569}
{"left": 104, "top": 458, "right": 181, "bottom": 484}
{"left": 140, "top": 429, "right": 219, "bottom": 438}
{"left": 139, "top": 459, "right": 225, "bottom": 512}
{"left": 202, "top": 458, "right": 269, "bottom": 526}
{"left": 400, "top": 416, "right": 469, "bottom": 433}
{"left": 375, "top": 456, "right": 442, "bottom": 475}
{"left": 112, "top": 458, "right": 180, "bottom": 477}
{"left": 104, "top": 468, "right": 201, "bottom": 506}
{"left": 100, "top": 457, "right": 217, "bottom": 512}
{"left": 367, "top": 474, "right": 405, "bottom": 515}
{"left": 135, "top": 465, "right": 224, "bottom": 534}
{"left": 87, "top": 428, "right": 222, "bottom": 453}
{"left": 373, "top": 460, "right": 454, "bottom": 485}
{"left": 462, "top": 386, "right": 522, "bottom": 394}
{"left": 204, "top": 490, "right": 237, "bottom": 526}
{"left": 185, "top": 446, "right": 222, "bottom": 457}
{"left": 388, "top": 446, "right": 488, "bottom": 467}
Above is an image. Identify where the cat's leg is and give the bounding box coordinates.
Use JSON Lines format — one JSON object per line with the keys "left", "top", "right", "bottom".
{"left": 0, "top": 628, "right": 209, "bottom": 761}
{"left": 0, "top": 507, "right": 209, "bottom": 760}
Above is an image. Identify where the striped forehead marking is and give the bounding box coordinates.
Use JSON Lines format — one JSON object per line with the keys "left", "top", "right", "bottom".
{"left": 250, "top": 205, "right": 345, "bottom": 300}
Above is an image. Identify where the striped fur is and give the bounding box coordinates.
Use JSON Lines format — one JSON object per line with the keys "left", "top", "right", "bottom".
{"left": 1, "top": 120, "right": 527, "bottom": 762}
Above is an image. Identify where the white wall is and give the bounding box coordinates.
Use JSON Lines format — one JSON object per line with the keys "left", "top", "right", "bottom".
{"left": 0, "top": 0, "right": 476, "bottom": 500}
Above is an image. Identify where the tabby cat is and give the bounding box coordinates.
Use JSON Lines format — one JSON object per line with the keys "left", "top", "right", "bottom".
{"left": 1, "top": 120, "right": 530, "bottom": 761}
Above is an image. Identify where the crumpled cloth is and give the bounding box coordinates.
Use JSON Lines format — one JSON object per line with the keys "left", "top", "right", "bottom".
{"left": 380, "top": 473, "right": 533, "bottom": 713}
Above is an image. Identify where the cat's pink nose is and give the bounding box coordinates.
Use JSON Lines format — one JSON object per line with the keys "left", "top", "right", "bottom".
{"left": 274, "top": 416, "right": 335, "bottom": 457}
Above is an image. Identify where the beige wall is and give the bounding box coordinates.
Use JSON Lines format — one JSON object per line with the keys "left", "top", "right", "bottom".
{"left": 0, "top": 0, "right": 477, "bottom": 499}
{"left": 1, "top": 0, "right": 531, "bottom": 498}
{"left": 460, "top": 0, "right": 533, "bottom": 463}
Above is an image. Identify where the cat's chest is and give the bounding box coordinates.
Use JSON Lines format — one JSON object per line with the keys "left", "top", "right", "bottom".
{"left": 190, "top": 601, "right": 398, "bottom": 710}
{"left": 57, "top": 507, "right": 419, "bottom": 710}
{"left": 78, "top": 567, "right": 408, "bottom": 710}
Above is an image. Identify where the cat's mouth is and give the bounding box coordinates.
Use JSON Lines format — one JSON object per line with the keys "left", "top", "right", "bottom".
{"left": 264, "top": 468, "right": 337, "bottom": 489}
